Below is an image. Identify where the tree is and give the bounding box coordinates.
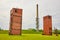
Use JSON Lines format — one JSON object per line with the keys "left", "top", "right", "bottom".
{"left": 0, "top": 27, "right": 2, "bottom": 30}
{"left": 54, "top": 27, "right": 58, "bottom": 36}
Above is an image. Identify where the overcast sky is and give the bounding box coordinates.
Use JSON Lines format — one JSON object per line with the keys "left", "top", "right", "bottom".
{"left": 0, "top": 0, "right": 60, "bottom": 30}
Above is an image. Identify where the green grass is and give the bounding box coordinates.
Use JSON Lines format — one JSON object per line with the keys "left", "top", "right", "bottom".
{"left": 22, "top": 30, "right": 42, "bottom": 34}
{"left": 0, "top": 30, "right": 60, "bottom": 40}
{"left": 0, "top": 30, "right": 42, "bottom": 34}
{"left": 0, "top": 30, "right": 8, "bottom": 34}
{"left": 0, "top": 34, "right": 60, "bottom": 40}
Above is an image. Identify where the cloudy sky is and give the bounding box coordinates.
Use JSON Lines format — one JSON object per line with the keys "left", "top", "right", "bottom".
{"left": 0, "top": 0, "right": 60, "bottom": 30}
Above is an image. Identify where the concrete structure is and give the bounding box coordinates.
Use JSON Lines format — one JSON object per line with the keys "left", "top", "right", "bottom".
{"left": 36, "top": 4, "right": 39, "bottom": 32}
{"left": 43, "top": 15, "right": 52, "bottom": 35}
{"left": 9, "top": 8, "right": 22, "bottom": 35}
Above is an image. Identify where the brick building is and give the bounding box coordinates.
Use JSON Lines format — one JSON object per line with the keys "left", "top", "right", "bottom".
{"left": 43, "top": 15, "right": 52, "bottom": 35}
{"left": 9, "top": 8, "right": 22, "bottom": 35}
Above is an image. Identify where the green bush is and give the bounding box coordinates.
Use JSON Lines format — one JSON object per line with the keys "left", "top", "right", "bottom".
{"left": 57, "top": 30, "right": 60, "bottom": 34}
{"left": 28, "top": 28, "right": 36, "bottom": 31}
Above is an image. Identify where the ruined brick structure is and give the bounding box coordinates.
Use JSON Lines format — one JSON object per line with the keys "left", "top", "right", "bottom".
{"left": 43, "top": 15, "right": 52, "bottom": 35}
{"left": 9, "top": 8, "right": 22, "bottom": 35}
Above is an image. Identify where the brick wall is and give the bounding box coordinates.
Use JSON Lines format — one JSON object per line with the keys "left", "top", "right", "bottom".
{"left": 9, "top": 8, "right": 22, "bottom": 35}
{"left": 43, "top": 15, "right": 52, "bottom": 35}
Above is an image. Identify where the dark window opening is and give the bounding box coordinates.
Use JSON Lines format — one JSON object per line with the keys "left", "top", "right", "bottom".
{"left": 48, "top": 16, "right": 51, "bottom": 19}
{"left": 15, "top": 9, "right": 17, "bottom": 13}
{"left": 49, "top": 27, "right": 52, "bottom": 30}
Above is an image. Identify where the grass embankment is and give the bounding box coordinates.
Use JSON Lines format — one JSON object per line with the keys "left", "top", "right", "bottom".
{"left": 0, "top": 30, "right": 42, "bottom": 34}
{"left": 0, "top": 30, "right": 60, "bottom": 40}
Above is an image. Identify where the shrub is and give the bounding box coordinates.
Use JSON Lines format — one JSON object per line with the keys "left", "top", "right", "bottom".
{"left": 28, "top": 28, "right": 36, "bottom": 31}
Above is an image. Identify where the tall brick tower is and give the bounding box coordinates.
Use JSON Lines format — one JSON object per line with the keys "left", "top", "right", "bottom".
{"left": 43, "top": 15, "right": 52, "bottom": 35}
{"left": 9, "top": 8, "right": 22, "bottom": 35}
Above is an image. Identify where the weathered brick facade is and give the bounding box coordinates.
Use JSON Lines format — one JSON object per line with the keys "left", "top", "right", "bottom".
{"left": 43, "top": 15, "right": 52, "bottom": 35}
{"left": 9, "top": 8, "right": 22, "bottom": 35}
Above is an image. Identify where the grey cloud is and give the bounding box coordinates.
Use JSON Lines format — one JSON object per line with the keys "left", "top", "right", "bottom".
{"left": 0, "top": 0, "right": 60, "bottom": 30}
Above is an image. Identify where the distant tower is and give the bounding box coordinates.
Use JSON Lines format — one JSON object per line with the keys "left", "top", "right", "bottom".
{"left": 36, "top": 4, "right": 39, "bottom": 32}
{"left": 9, "top": 8, "right": 22, "bottom": 35}
{"left": 43, "top": 15, "right": 52, "bottom": 35}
